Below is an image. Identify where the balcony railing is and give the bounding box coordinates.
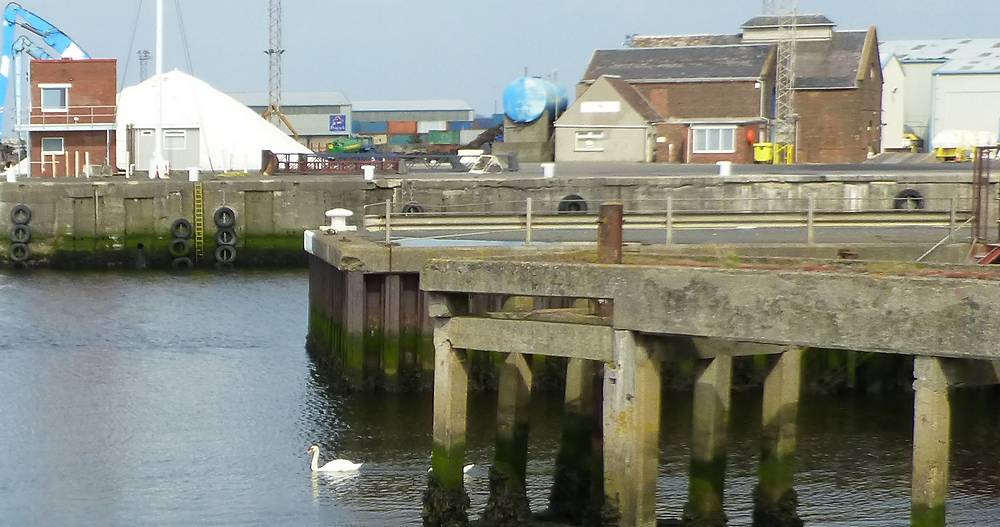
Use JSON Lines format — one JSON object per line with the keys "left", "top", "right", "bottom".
{"left": 29, "top": 105, "right": 117, "bottom": 126}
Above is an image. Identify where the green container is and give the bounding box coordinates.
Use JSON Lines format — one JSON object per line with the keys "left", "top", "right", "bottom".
{"left": 428, "top": 130, "right": 460, "bottom": 145}
{"left": 389, "top": 134, "right": 417, "bottom": 146}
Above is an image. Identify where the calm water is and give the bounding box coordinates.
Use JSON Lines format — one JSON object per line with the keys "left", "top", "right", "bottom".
{"left": 0, "top": 270, "right": 998, "bottom": 526}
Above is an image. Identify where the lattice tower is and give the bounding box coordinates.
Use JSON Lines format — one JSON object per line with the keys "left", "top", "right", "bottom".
{"left": 769, "top": 0, "right": 799, "bottom": 145}
{"left": 265, "top": 0, "right": 283, "bottom": 125}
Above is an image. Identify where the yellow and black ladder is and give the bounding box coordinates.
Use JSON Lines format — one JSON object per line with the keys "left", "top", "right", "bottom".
{"left": 193, "top": 182, "right": 205, "bottom": 261}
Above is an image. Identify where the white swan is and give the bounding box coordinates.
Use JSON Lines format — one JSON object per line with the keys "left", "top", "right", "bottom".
{"left": 428, "top": 464, "right": 475, "bottom": 474}
{"left": 307, "top": 445, "right": 363, "bottom": 472}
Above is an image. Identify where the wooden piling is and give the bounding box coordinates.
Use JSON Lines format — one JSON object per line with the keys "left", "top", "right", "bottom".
{"left": 382, "top": 274, "right": 401, "bottom": 391}
{"left": 343, "top": 271, "right": 365, "bottom": 390}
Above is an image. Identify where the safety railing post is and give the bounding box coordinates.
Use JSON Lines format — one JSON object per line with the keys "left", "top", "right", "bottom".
{"left": 525, "top": 197, "right": 533, "bottom": 244}
{"left": 384, "top": 199, "right": 392, "bottom": 244}
{"left": 806, "top": 196, "right": 816, "bottom": 245}
{"left": 666, "top": 196, "right": 674, "bottom": 245}
{"left": 949, "top": 197, "right": 957, "bottom": 234}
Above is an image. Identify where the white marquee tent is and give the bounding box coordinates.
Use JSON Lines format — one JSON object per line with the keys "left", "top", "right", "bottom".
{"left": 116, "top": 70, "right": 310, "bottom": 173}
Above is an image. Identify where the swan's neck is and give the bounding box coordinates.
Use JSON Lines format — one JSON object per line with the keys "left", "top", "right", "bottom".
{"left": 310, "top": 449, "right": 320, "bottom": 471}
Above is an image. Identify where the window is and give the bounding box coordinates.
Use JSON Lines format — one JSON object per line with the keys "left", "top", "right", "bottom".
{"left": 41, "top": 137, "right": 64, "bottom": 155}
{"left": 692, "top": 126, "right": 736, "bottom": 153}
{"left": 575, "top": 130, "right": 605, "bottom": 152}
{"left": 40, "top": 85, "right": 69, "bottom": 112}
{"left": 164, "top": 130, "right": 187, "bottom": 150}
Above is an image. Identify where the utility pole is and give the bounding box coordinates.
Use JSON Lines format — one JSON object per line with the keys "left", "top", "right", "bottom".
{"left": 138, "top": 50, "right": 151, "bottom": 82}
{"left": 765, "top": 0, "right": 799, "bottom": 163}
{"left": 150, "top": 0, "right": 167, "bottom": 179}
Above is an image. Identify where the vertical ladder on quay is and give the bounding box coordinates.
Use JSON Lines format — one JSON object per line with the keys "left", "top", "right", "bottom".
{"left": 193, "top": 182, "right": 205, "bottom": 261}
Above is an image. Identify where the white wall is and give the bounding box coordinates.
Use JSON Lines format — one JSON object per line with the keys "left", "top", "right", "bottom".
{"left": 931, "top": 73, "right": 1000, "bottom": 148}
{"left": 900, "top": 62, "right": 940, "bottom": 145}
{"left": 881, "top": 56, "right": 907, "bottom": 150}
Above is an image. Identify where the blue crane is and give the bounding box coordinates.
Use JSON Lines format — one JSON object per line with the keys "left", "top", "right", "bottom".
{"left": 0, "top": 2, "right": 89, "bottom": 136}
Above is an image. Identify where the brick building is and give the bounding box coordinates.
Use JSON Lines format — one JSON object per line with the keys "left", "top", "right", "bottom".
{"left": 579, "top": 15, "right": 882, "bottom": 164}
{"left": 27, "top": 58, "right": 116, "bottom": 177}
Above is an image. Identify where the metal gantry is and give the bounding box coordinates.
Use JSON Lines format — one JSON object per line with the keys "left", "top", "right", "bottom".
{"left": 766, "top": 0, "right": 799, "bottom": 163}
{"left": 264, "top": 0, "right": 283, "bottom": 126}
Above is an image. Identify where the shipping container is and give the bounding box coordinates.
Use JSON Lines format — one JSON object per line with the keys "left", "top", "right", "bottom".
{"left": 428, "top": 130, "right": 460, "bottom": 145}
{"left": 473, "top": 116, "right": 503, "bottom": 129}
{"left": 368, "top": 134, "right": 388, "bottom": 145}
{"left": 460, "top": 129, "right": 487, "bottom": 145}
{"left": 353, "top": 121, "right": 388, "bottom": 134}
{"left": 448, "top": 121, "right": 474, "bottom": 131}
{"left": 387, "top": 121, "right": 418, "bottom": 134}
{"left": 388, "top": 134, "right": 417, "bottom": 146}
{"left": 418, "top": 121, "right": 448, "bottom": 134}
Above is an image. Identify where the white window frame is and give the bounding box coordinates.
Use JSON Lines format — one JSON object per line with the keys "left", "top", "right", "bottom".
{"left": 692, "top": 126, "right": 737, "bottom": 154}
{"left": 39, "top": 83, "right": 71, "bottom": 113}
{"left": 163, "top": 129, "right": 187, "bottom": 151}
{"left": 574, "top": 130, "right": 606, "bottom": 152}
{"left": 41, "top": 137, "right": 65, "bottom": 155}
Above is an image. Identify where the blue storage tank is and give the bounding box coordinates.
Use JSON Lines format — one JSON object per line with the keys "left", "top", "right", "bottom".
{"left": 502, "top": 77, "right": 568, "bottom": 124}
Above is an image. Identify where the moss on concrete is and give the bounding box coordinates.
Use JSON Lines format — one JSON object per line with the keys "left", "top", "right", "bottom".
{"left": 683, "top": 456, "right": 728, "bottom": 527}
{"left": 423, "top": 470, "right": 470, "bottom": 527}
{"left": 911, "top": 503, "right": 946, "bottom": 527}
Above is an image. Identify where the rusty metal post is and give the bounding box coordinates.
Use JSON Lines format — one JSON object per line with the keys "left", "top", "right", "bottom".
{"left": 597, "top": 202, "right": 624, "bottom": 264}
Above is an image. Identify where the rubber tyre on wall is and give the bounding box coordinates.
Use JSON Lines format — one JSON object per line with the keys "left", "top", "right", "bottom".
{"left": 9, "top": 242, "right": 29, "bottom": 262}
{"left": 9, "top": 224, "right": 30, "bottom": 243}
{"left": 401, "top": 201, "right": 425, "bottom": 214}
{"left": 169, "top": 238, "right": 192, "bottom": 258}
{"left": 10, "top": 204, "right": 31, "bottom": 225}
{"left": 170, "top": 218, "right": 193, "bottom": 239}
{"left": 171, "top": 257, "right": 194, "bottom": 270}
{"left": 214, "top": 206, "right": 236, "bottom": 229}
{"left": 893, "top": 189, "right": 925, "bottom": 210}
{"left": 215, "top": 245, "right": 237, "bottom": 264}
{"left": 557, "top": 194, "right": 588, "bottom": 214}
{"left": 215, "top": 228, "right": 237, "bottom": 246}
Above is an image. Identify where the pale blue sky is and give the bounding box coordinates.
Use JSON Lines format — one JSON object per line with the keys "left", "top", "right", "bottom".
{"left": 26, "top": 1, "right": 1000, "bottom": 114}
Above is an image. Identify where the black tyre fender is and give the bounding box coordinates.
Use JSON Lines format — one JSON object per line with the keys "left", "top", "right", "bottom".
{"left": 170, "top": 218, "right": 193, "bottom": 239}
{"left": 9, "top": 242, "right": 29, "bottom": 262}
{"left": 213, "top": 206, "right": 237, "bottom": 228}
{"left": 215, "top": 244, "right": 237, "bottom": 264}
{"left": 10, "top": 203, "right": 31, "bottom": 225}
{"left": 9, "top": 224, "right": 30, "bottom": 243}
{"left": 893, "top": 189, "right": 925, "bottom": 210}
{"left": 171, "top": 257, "right": 194, "bottom": 270}
{"left": 169, "top": 238, "right": 192, "bottom": 258}
{"left": 401, "top": 201, "right": 424, "bottom": 214}
{"left": 215, "top": 227, "right": 238, "bottom": 246}
{"left": 557, "top": 194, "right": 588, "bottom": 214}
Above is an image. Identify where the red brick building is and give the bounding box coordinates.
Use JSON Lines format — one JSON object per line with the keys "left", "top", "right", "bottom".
{"left": 580, "top": 15, "right": 882, "bottom": 164}
{"left": 27, "top": 58, "right": 116, "bottom": 177}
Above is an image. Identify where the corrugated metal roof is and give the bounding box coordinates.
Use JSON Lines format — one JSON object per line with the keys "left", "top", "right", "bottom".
{"left": 881, "top": 38, "right": 1000, "bottom": 74}
{"left": 741, "top": 14, "right": 835, "bottom": 28}
{"left": 229, "top": 91, "right": 351, "bottom": 107}
{"left": 583, "top": 45, "right": 773, "bottom": 82}
{"left": 351, "top": 99, "right": 473, "bottom": 112}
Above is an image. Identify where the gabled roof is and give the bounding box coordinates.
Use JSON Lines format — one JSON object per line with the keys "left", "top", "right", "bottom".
{"left": 602, "top": 76, "right": 662, "bottom": 122}
{"left": 795, "top": 30, "right": 870, "bottom": 88}
{"left": 583, "top": 45, "right": 773, "bottom": 83}
{"left": 629, "top": 34, "right": 742, "bottom": 48}
{"left": 741, "top": 14, "right": 835, "bottom": 29}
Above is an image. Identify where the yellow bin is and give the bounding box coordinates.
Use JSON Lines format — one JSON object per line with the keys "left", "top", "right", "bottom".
{"left": 753, "top": 143, "right": 774, "bottom": 163}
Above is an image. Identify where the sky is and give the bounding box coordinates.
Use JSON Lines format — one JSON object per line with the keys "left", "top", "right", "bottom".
{"left": 19, "top": 0, "right": 1000, "bottom": 115}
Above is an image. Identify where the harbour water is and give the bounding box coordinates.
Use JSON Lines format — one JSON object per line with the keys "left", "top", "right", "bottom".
{"left": 0, "top": 270, "right": 998, "bottom": 526}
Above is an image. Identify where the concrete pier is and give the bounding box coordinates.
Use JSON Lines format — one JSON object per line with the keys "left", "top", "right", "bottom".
{"left": 911, "top": 356, "right": 951, "bottom": 527}
{"left": 603, "top": 330, "right": 661, "bottom": 527}
{"left": 548, "top": 358, "right": 598, "bottom": 523}
{"left": 684, "top": 354, "right": 733, "bottom": 527}
{"left": 483, "top": 352, "right": 534, "bottom": 523}
{"left": 754, "top": 348, "right": 804, "bottom": 527}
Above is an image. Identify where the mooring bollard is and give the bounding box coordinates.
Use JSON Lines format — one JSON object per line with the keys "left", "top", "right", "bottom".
{"left": 597, "top": 202, "right": 624, "bottom": 265}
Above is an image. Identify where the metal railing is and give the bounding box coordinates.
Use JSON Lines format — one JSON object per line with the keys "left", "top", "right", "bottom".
{"left": 269, "top": 152, "right": 400, "bottom": 175}
{"left": 30, "top": 105, "right": 116, "bottom": 126}
{"left": 361, "top": 197, "right": 972, "bottom": 245}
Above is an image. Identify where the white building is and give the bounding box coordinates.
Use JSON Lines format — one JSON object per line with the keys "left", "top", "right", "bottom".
{"left": 881, "top": 38, "right": 1000, "bottom": 151}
